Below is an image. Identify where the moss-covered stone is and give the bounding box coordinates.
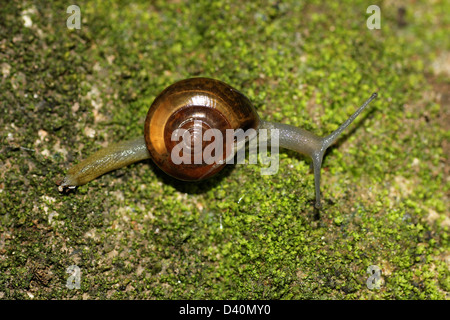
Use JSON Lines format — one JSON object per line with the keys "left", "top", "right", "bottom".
{"left": 0, "top": 0, "right": 448, "bottom": 299}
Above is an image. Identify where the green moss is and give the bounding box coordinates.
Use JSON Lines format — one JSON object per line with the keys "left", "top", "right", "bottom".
{"left": 0, "top": 0, "right": 448, "bottom": 300}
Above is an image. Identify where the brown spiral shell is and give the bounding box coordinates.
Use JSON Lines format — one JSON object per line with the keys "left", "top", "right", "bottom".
{"left": 144, "top": 78, "right": 260, "bottom": 181}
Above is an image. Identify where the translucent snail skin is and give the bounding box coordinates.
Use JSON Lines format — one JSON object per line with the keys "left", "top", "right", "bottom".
{"left": 57, "top": 78, "right": 377, "bottom": 208}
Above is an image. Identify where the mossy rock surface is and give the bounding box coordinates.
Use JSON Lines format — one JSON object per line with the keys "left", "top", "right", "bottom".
{"left": 0, "top": 0, "right": 448, "bottom": 299}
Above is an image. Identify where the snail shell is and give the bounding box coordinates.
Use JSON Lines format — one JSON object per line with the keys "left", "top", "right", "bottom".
{"left": 144, "top": 78, "right": 260, "bottom": 181}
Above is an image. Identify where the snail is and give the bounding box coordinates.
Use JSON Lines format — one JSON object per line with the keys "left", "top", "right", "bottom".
{"left": 57, "top": 77, "right": 377, "bottom": 208}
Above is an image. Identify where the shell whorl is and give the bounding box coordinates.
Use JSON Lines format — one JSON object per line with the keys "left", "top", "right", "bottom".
{"left": 144, "top": 78, "right": 260, "bottom": 181}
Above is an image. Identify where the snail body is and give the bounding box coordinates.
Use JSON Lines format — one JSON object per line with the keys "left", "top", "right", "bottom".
{"left": 58, "top": 78, "right": 377, "bottom": 208}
